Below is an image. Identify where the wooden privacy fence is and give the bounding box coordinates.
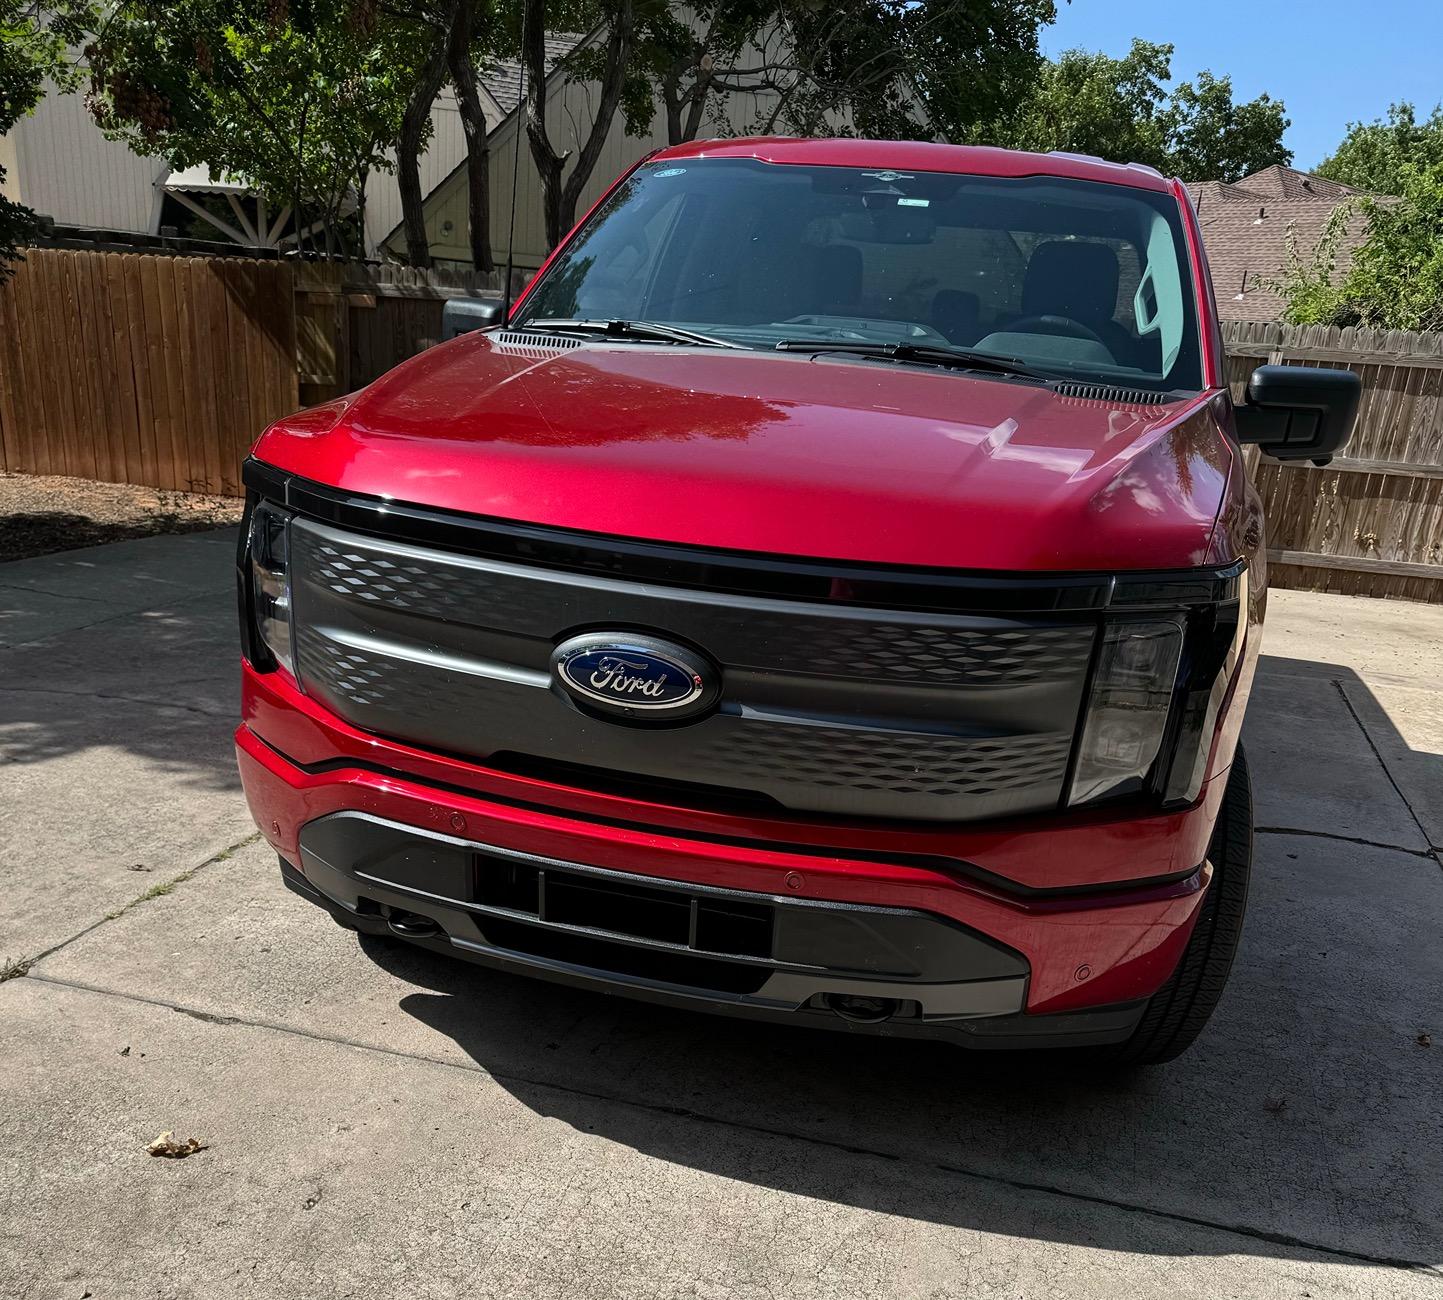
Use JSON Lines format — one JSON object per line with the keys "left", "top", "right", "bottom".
{"left": 1225, "top": 322, "right": 1443, "bottom": 604}
{"left": 0, "top": 247, "right": 502, "bottom": 495}
{"left": 0, "top": 248, "right": 295, "bottom": 496}
{"left": 3, "top": 254, "right": 1442, "bottom": 603}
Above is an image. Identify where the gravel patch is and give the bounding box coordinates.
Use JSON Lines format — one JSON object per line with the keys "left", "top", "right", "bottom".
{"left": 0, "top": 472, "right": 243, "bottom": 563}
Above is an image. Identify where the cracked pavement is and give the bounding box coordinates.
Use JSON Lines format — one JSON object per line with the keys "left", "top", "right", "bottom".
{"left": 1, "top": 530, "right": 1440, "bottom": 1299}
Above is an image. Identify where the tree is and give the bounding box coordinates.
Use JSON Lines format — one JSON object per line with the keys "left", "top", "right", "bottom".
{"left": 522, "top": 0, "right": 639, "bottom": 248}
{"left": 1316, "top": 101, "right": 1443, "bottom": 196}
{"left": 978, "top": 38, "right": 1173, "bottom": 168}
{"left": 980, "top": 38, "right": 1290, "bottom": 182}
{"left": 620, "top": 0, "right": 1054, "bottom": 148}
{"left": 87, "top": 0, "right": 426, "bottom": 255}
{"left": 389, "top": 0, "right": 500, "bottom": 270}
{"left": 1268, "top": 164, "right": 1443, "bottom": 332}
{"left": 1157, "top": 69, "right": 1290, "bottom": 184}
{"left": 0, "top": 0, "right": 98, "bottom": 278}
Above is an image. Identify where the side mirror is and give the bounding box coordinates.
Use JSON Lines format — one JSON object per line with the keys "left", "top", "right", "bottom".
{"left": 441, "top": 297, "right": 505, "bottom": 340}
{"left": 1233, "top": 365, "right": 1361, "bottom": 467}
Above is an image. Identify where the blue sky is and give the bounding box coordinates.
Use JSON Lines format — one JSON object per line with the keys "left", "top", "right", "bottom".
{"left": 1041, "top": 0, "right": 1443, "bottom": 169}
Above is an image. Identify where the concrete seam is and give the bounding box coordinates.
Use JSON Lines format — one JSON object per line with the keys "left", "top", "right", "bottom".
{"left": 0, "top": 581, "right": 117, "bottom": 604}
{"left": 16, "top": 971, "right": 1443, "bottom": 1278}
{"left": 1254, "top": 826, "right": 1436, "bottom": 859}
{"left": 18, "top": 831, "right": 262, "bottom": 971}
{"left": 0, "top": 587, "right": 232, "bottom": 653}
{"left": 0, "top": 683, "right": 230, "bottom": 720}
{"left": 1332, "top": 679, "right": 1443, "bottom": 862}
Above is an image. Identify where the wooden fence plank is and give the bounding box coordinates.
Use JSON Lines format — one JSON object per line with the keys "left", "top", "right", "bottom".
{"left": 123, "top": 254, "right": 158, "bottom": 489}
{"left": 0, "top": 268, "right": 27, "bottom": 472}
{"left": 102, "top": 253, "right": 144, "bottom": 487}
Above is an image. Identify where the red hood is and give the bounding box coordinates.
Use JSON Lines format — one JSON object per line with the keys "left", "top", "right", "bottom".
{"left": 253, "top": 333, "right": 1232, "bottom": 572}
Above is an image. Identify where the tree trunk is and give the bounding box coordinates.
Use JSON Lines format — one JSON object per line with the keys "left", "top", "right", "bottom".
{"left": 555, "top": 0, "right": 634, "bottom": 237}
{"left": 446, "top": 0, "right": 493, "bottom": 272}
{"left": 522, "top": 0, "right": 566, "bottom": 248}
{"left": 399, "top": 36, "right": 450, "bottom": 268}
{"left": 681, "top": 74, "right": 711, "bottom": 142}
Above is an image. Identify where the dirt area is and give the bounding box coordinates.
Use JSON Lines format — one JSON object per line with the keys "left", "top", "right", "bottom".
{"left": 0, "top": 472, "right": 243, "bottom": 564}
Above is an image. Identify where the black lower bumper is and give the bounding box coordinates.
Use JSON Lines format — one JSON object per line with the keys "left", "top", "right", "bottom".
{"left": 285, "top": 811, "right": 1146, "bottom": 1050}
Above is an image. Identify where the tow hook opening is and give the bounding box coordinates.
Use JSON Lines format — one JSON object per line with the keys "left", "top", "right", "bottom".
{"left": 823, "top": 993, "right": 901, "bottom": 1024}
{"left": 386, "top": 909, "right": 441, "bottom": 939}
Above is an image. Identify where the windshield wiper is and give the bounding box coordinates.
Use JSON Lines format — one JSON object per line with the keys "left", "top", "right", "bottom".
{"left": 774, "top": 339, "right": 1051, "bottom": 381}
{"left": 521, "top": 318, "right": 743, "bottom": 349}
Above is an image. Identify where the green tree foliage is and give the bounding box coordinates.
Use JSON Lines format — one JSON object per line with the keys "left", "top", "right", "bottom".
{"left": 1316, "top": 101, "right": 1443, "bottom": 196}
{"left": 1269, "top": 164, "right": 1443, "bottom": 332}
{"left": 751, "top": 0, "right": 1057, "bottom": 142}
{"left": 87, "top": 0, "right": 430, "bottom": 254}
{"left": 979, "top": 38, "right": 1290, "bottom": 182}
{"left": 0, "top": 0, "right": 97, "bottom": 277}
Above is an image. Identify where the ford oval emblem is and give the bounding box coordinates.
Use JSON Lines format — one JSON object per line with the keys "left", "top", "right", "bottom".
{"left": 552, "top": 633, "right": 718, "bottom": 722}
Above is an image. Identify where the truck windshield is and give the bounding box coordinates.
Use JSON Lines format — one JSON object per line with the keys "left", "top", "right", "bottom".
{"left": 514, "top": 157, "right": 1205, "bottom": 393}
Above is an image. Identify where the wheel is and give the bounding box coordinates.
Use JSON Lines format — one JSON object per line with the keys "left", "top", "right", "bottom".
{"left": 1106, "top": 748, "right": 1254, "bottom": 1065}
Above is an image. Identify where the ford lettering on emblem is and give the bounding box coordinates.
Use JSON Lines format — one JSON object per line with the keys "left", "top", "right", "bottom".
{"left": 552, "top": 633, "right": 718, "bottom": 721}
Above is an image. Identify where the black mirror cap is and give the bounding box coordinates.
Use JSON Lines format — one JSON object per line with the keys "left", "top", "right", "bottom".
{"left": 441, "top": 297, "right": 505, "bottom": 340}
{"left": 1233, "top": 364, "right": 1361, "bottom": 467}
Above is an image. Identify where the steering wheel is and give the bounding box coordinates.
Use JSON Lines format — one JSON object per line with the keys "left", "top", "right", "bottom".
{"left": 1005, "top": 314, "right": 1108, "bottom": 348}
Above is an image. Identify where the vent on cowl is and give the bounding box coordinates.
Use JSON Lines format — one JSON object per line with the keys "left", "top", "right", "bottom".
{"left": 490, "top": 330, "right": 586, "bottom": 353}
{"left": 1052, "top": 382, "right": 1168, "bottom": 406}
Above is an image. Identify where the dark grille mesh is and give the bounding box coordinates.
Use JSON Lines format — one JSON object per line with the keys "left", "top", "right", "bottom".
{"left": 691, "top": 723, "right": 1075, "bottom": 797}
{"left": 290, "top": 519, "right": 1094, "bottom": 821}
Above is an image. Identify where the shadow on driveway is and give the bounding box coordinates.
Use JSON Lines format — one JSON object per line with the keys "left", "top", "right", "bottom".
{"left": 339, "top": 651, "right": 1443, "bottom": 1271}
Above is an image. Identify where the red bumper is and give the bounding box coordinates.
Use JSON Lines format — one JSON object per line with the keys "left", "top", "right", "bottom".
{"left": 239, "top": 663, "right": 1225, "bottom": 1017}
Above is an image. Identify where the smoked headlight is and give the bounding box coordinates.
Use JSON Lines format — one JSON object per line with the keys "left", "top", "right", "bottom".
{"left": 1069, "top": 619, "right": 1184, "bottom": 806}
{"left": 1068, "top": 566, "right": 1247, "bottom": 810}
{"left": 240, "top": 498, "right": 295, "bottom": 678}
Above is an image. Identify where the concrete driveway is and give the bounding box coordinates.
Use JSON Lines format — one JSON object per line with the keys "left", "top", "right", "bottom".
{"left": 1, "top": 531, "right": 1439, "bottom": 1299}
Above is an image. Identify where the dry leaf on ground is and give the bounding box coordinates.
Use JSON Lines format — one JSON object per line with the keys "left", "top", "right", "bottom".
{"left": 147, "top": 1130, "right": 208, "bottom": 1158}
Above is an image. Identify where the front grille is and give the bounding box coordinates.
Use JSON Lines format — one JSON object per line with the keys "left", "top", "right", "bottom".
{"left": 289, "top": 518, "right": 1097, "bottom": 821}
{"left": 474, "top": 853, "right": 775, "bottom": 959}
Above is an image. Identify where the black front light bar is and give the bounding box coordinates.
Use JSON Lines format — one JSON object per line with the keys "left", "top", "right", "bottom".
{"left": 1158, "top": 571, "right": 1247, "bottom": 807}
{"left": 238, "top": 493, "right": 296, "bottom": 680}
{"left": 1066, "top": 569, "right": 1247, "bottom": 812}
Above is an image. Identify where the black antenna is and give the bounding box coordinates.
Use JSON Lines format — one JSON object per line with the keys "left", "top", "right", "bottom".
{"left": 501, "top": 8, "right": 526, "bottom": 325}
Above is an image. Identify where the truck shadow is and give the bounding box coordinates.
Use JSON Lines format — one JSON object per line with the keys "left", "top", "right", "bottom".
{"left": 358, "top": 653, "right": 1442, "bottom": 1271}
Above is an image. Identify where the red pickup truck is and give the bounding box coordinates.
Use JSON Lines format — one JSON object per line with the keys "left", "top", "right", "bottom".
{"left": 236, "top": 139, "right": 1358, "bottom": 1063}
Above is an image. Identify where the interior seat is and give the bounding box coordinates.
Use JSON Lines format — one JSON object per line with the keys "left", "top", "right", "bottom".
{"left": 813, "top": 244, "right": 864, "bottom": 317}
{"left": 1017, "top": 242, "right": 1136, "bottom": 363}
{"left": 931, "top": 290, "right": 981, "bottom": 344}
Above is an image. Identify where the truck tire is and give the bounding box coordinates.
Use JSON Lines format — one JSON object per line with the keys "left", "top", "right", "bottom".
{"left": 1109, "top": 748, "right": 1253, "bottom": 1065}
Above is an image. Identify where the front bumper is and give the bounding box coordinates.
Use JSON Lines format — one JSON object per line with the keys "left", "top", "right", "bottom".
{"left": 238, "top": 665, "right": 1221, "bottom": 1040}
{"left": 294, "top": 809, "right": 1033, "bottom": 1026}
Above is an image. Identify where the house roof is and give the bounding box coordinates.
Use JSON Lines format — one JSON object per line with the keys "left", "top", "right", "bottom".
{"left": 480, "top": 35, "right": 586, "bottom": 116}
{"left": 1188, "top": 165, "right": 1380, "bottom": 321}
{"left": 1230, "top": 164, "right": 1364, "bottom": 203}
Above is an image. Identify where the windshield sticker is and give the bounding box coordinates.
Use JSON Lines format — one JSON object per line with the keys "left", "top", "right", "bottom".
{"left": 652, "top": 167, "right": 687, "bottom": 177}
{"left": 897, "top": 197, "right": 930, "bottom": 207}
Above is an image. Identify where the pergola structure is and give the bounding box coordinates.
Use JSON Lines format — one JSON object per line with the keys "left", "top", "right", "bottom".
{"left": 159, "top": 165, "right": 294, "bottom": 248}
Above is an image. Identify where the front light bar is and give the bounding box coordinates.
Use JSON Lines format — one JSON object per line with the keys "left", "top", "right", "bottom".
{"left": 1068, "top": 619, "right": 1184, "bottom": 806}
{"left": 239, "top": 496, "right": 296, "bottom": 680}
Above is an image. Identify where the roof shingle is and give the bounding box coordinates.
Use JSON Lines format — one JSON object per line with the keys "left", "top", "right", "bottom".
{"left": 1188, "top": 165, "right": 1381, "bottom": 321}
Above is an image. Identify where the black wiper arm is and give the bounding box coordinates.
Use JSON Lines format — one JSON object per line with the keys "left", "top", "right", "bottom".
{"left": 774, "top": 339, "right": 1050, "bottom": 380}
{"left": 522, "top": 318, "right": 743, "bottom": 349}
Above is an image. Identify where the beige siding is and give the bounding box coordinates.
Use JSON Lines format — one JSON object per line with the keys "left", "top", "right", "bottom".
{"left": 11, "top": 82, "right": 166, "bottom": 233}
{"left": 392, "top": 45, "right": 785, "bottom": 270}
{"left": 365, "top": 88, "right": 499, "bottom": 257}
{"left": 0, "top": 132, "right": 19, "bottom": 201}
